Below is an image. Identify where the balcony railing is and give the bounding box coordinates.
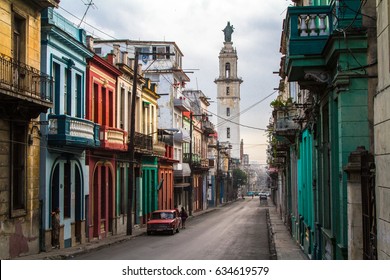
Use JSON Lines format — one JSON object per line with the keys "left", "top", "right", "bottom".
{"left": 275, "top": 117, "right": 300, "bottom": 132}
{"left": 183, "top": 153, "right": 209, "bottom": 170}
{"left": 286, "top": 5, "right": 333, "bottom": 56}
{"left": 48, "top": 114, "right": 99, "bottom": 147}
{"left": 99, "top": 126, "right": 127, "bottom": 151}
{"left": 202, "top": 119, "right": 215, "bottom": 134}
{"left": 133, "top": 132, "right": 153, "bottom": 153}
{"left": 0, "top": 53, "right": 52, "bottom": 104}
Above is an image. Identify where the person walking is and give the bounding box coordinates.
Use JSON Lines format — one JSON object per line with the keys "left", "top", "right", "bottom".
{"left": 180, "top": 207, "right": 188, "bottom": 229}
{"left": 51, "top": 208, "right": 60, "bottom": 249}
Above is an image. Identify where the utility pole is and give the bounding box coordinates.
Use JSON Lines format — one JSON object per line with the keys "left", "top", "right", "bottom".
{"left": 127, "top": 49, "right": 176, "bottom": 235}
{"left": 127, "top": 50, "right": 139, "bottom": 235}
{"left": 189, "top": 112, "right": 193, "bottom": 216}
{"left": 216, "top": 141, "right": 220, "bottom": 206}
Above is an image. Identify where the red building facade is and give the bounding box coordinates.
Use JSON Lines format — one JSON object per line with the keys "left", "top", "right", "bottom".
{"left": 85, "top": 54, "right": 125, "bottom": 240}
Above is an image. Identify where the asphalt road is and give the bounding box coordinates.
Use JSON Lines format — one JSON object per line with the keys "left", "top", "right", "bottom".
{"left": 74, "top": 197, "right": 270, "bottom": 260}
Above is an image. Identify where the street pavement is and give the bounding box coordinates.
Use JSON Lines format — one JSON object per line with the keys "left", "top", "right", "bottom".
{"left": 13, "top": 199, "right": 308, "bottom": 260}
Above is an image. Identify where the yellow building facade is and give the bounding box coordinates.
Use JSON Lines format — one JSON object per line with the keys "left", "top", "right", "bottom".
{"left": 0, "top": 0, "right": 59, "bottom": 259}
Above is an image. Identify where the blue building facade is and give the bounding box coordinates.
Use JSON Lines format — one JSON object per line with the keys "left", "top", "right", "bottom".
{"left": 40, "top": 7, "right": 96, "bottom": 250}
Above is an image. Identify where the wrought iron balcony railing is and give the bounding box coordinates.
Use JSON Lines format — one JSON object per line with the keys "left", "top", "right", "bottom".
{"left": 133, "top": 132, "right": 153, "bottom": 153}
{"left": 0, "top": 53, "right": 53, "bottom": 104}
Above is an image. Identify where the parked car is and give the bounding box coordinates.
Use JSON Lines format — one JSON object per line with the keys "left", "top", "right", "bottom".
{"left": 259, "top": 193, "right": 268, "bottom": 200}
{"left": 146, "top": 210, "right": 181, "bottom": 235}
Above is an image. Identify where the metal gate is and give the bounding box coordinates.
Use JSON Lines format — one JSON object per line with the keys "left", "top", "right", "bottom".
{"left": 361, "top": 152, "right": 377, "bottom": 260}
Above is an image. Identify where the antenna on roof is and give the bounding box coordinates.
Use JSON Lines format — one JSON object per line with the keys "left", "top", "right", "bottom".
{"left": 78, "top": 0, "right": 97, "bottom": 28}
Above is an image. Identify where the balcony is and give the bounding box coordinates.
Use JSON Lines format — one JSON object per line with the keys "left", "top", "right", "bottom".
{"left": 99, "top": 126, "right": 127, "bottom": 151}
{"left": 286, "top": 6, "right": 333, "bottom": 56}
{"left": 274, "top": 116, "right": 299, "bottom": 143}
{"left": 153, "top": 141, "right": 166, "bottom": 157}
{"left": 283, "top": 5, "right": 333, "bottom": 81}
{"left": 173, "top": 97, "right": 191, "bottom": 112}
{"left": 284, "top": 2, "right": 364, "bottom": 82}
{"left": 183, "top": 153, "right": 209, "bottom": 170}
{"left": 0, "top": 53, "right": 52, "bottom": 118}
{"left": 133, "top": 132, "right": 153, "bottom": 154}
{"left": 202, "top": 119, "right": 215, "bottom": 135}
{"left": 48, "top": 115, "right": 100, "bottom": 147}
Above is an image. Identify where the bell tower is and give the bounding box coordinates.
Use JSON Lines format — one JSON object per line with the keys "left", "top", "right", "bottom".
{"left": 215, "top": 21, "right": 243, "bottom": 160}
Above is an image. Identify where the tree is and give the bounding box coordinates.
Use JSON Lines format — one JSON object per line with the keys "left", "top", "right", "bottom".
{"left": 232, "top": 168, "right": 247, "bottom": 189}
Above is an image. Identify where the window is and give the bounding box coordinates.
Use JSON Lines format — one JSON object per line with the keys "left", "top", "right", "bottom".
{"left": 10, "top": 122, "right": 27, "bottom": 214}
{"left": 53, "top": 62, "right": 61, "bottom": 114}
{"left": 225, "top": 63, "right": 231, "bottom": 78}
{"left": 226, "top": 107, "right": 230, "bottom": 116}
{"left": 93, "top": 83, "right": 99, "bottom": 123}
{"left": 102, "top": 87, "right": 107, "bottom": 125}
{"left": 227, "top": 127, "right": 230, "bottom": 138}
{"left": 226, "top": 87, "right": 230, "bottom": 95}
{"left": 75, "top": 73, "right": 82, "bottom": 118}
{"left": 13, "top": 14, "right": 26, "bottom": 64}
{"left": 120, "top": 88, "right": 125, "bottom": 129}
{"left": 152, "top": 46, "right": 166, "bottom": 60}
{"left": 94, "top": 47, "right": 102, "bottom": 54}
{"left": 165, "top": 46, "right": 170, "bottom": 59}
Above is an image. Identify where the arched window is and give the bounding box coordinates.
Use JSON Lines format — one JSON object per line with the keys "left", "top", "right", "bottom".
{"left": 225, "top": 63, "right": 231, "bottom": 78}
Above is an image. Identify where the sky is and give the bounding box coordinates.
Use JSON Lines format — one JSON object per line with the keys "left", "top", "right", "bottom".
{"left": 58, "top": 0, "right": 292, "bottom": 164}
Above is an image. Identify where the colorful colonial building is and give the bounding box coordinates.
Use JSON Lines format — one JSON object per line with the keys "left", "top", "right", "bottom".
{"left": 0, "top": 0, "right": 59, "bottom": 259}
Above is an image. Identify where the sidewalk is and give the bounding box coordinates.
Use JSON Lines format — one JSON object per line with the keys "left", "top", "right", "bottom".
{"left": 267, "top": 203, "right": 308, "bottom": 260}
{"left": 14, "top": 200, "right": 307, "bottom": 260}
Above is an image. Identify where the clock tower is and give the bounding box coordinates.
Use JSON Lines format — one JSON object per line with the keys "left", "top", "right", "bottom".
{"left": 215, "top": 22, "right": 243, "bottom": 160}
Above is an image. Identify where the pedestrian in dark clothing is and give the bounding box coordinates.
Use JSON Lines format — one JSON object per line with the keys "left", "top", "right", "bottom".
{"left": 180, "top": 207, "right": 188, "bottom": 229}
{"left": 51, "top": 208, "right": 60, "bottom": 249}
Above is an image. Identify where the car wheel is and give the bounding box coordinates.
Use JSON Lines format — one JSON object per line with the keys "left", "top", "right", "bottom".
{"left": 147, "top": 231, "right": 151, "bottom": 236}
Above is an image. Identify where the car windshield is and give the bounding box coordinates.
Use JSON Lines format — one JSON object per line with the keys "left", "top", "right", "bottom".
{"left": 151, "top": 212, "right": 174, "bottom": 219}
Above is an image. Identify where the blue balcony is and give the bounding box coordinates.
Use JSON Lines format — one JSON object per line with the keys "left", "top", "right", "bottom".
{"left": 48, "top": 114, "right": 100, "bottom": 147}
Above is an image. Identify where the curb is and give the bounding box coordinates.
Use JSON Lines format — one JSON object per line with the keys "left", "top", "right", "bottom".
{"left": 266, "top": 208, "right": 277, "bottom": 260}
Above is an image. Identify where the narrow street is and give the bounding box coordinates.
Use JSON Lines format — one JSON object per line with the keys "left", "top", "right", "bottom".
{"left": 74, "top": 198, "right": 270, "bottom": 260}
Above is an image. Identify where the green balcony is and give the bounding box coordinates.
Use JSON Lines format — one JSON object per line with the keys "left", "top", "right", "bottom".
{"left": 286, "top": 6, "right": 333, "bottom": 56}
{"left": 284, "top": 1, "right": 364, "bottom": 82}
{"left": 48, "top": 114, "right": 100, "bottom": 147}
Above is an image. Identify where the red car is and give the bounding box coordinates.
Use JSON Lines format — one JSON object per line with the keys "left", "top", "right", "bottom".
{"left": 147, "top": 210, "right": 181, "bottom": 235}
